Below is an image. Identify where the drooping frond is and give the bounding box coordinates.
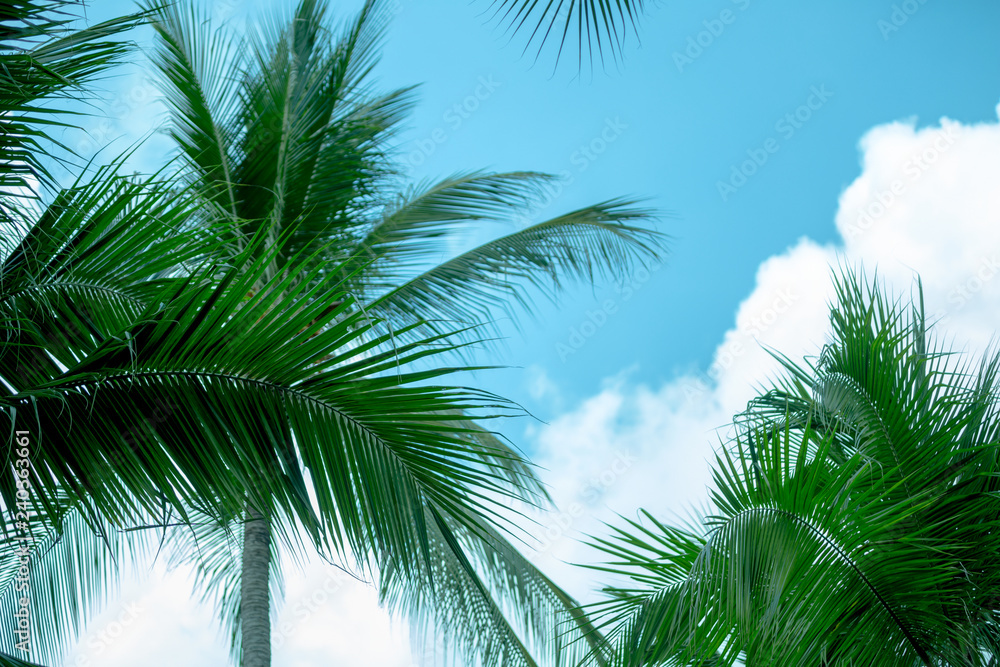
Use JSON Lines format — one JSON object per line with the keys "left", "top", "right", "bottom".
{"left": 1, "top": 236, "right": 541, "bottom": 584}
{"left": 382, "top": 507, "right": 610, "bottom": 667}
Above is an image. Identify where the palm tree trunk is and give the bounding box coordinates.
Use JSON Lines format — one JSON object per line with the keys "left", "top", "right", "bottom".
{"left": 241, "top": 506, "right": 271, "bottom": 667}
{"left": 240, "top": 264, "right": 279, "bottom": 667}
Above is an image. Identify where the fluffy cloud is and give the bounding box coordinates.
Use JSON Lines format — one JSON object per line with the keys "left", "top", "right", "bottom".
{"left": 60, "top": 557, "right": 414, "bottom": 667}
{"left": 62, "top": 563, "right": 229, "bottom": 667}
{"left": 835, "top": 107, "right": 1000, "bottom": 349}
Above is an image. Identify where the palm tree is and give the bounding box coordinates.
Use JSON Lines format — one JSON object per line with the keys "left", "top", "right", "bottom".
{"left": 0, "top": 150, "right": 629, "bottom": 667}
{"left": 587, "top": 269, "right": 1000, "bottom": 666}
{"left": 0, "top": 2, "right": 666, "bottom": 666}
{"left": 140, "top": 0, "right": 666, "bottom": 665}
{"left": 0, "top": 173, "right": 583, "bottom": 667}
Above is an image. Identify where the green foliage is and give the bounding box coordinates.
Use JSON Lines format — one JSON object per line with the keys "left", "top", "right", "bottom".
{"left": 0, "top": 0, "right": 149, "bottom": 204}
{"left": 589, "top": 269, "right": 1000, "bottom": 666}
{"left": 140, "top": 0, "right": 665, "bottom": 663}
{"left": 147, "top": 0, "right": 666, "bottom": 344}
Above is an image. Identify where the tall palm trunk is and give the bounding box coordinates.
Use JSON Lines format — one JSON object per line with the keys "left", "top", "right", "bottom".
{"left": 241, "top": 506, "right": 271, "bottom": 667}
{"left": 239, "top": 216, "right": 282, "bottom": 666}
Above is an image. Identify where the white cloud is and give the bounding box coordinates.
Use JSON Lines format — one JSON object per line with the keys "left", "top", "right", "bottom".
{"left": 62, "top": 563, "right": 229, "bottom": 667}
{"left": 59, "top": 556, "right": 415, "bottom": 667}
{"left": 835, "top": 103, "right": 1000, "bottom": 349}
{"left": 273, "top": 562, "right": 413, "bottom": 667}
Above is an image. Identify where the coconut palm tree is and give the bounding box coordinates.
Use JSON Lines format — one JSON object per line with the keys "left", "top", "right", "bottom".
{"left": 0, "top": 144, "right": 627, "bottom": 667}
{"left": 138, "top": 1, "right": 665, "bottom": 665}
{"left": 587, "top": 269, "right": 1000, "bottom": 666}
{"left": 0, "top": 170, "right": 581, "bottom": 667}
{"left": 0, "top": 1, "right": 665, "bottom": 666}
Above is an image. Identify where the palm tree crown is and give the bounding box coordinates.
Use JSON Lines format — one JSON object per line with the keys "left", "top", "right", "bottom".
{"left": 589, "top": 270, "right": 1000, "bottom": 667}
{"left": 0, "top": 1, "right": 666, "bottom": 666}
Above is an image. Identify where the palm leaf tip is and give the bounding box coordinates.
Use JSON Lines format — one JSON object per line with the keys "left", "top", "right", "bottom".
{"left": 486, "top": 0, "right": 648, "bottom": 70}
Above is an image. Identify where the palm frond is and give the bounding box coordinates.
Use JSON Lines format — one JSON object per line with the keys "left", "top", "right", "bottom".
{"left": 338, "top": 171, "right": 556, "bottom": 289}
{"left": 382, "top": 506, "right": 609, "bottom": 667}
{"left": 145, "top": 0, "right": 244, "bottom": 221}
{"left": 372, "top": 198, "right": 665, "bottom": 341}
{"left": 1, "top": 237, "right": 540, "bottom": 584}
{"left": 234, "top": 0, "right": 407, "bottom": 246}
{"left": 0, "top": 160, "right": 225, "bottom": 392}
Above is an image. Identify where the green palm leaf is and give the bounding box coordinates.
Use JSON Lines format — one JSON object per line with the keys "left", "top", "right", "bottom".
{"left": 486, "top": 0, "right": 648, "bottom": 69}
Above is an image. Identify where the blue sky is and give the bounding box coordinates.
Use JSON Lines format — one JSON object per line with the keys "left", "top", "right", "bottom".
{"left": 369, "top": 0, "right": 1000, "bottom": 418}
{"left": 55, "top": 0, "right": 1000, "bottom": 664}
